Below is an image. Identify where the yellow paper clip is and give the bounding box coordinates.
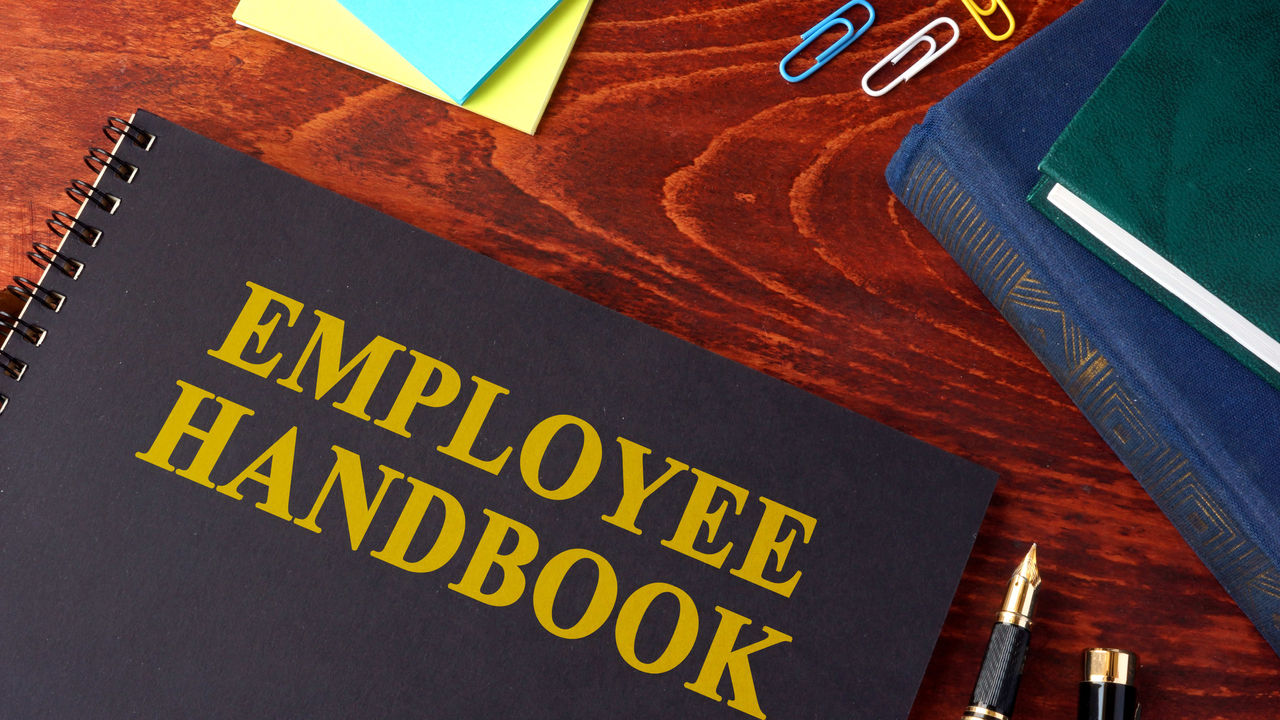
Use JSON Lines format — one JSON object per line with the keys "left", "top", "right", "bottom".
{"left": 960, "top": 0, "right": 1015, "bottom": 41}
{"left": 861, "top": 17, "right": 959, "bottom": 97}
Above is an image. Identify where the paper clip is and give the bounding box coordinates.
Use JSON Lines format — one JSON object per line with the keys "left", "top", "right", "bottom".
{"left": 779, "top": 1, "right": 876, "bottom": 82}
{"left": 960, "top": 0, "right": 1015, "bottom": 41}
{"left": 861, "top": 17, "right": 959, "bottom": 97}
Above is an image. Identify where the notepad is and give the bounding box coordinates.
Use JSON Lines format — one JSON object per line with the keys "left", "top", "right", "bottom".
{"left": 0, "top": 109, "right": 996, "bottom": 719}
{"left": 233, "top": 0, "right": 591, "bottom": 134}
{"left": 337, "top": 0, "right": 564, "bottom": 104}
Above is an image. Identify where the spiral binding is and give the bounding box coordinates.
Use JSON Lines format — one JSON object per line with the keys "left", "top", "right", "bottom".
{"left": 0, "top": 116, "right": 154, "bottom": 416}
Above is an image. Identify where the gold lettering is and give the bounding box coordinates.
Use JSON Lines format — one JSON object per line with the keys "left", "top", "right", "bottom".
{"left": 448, "top": 509, "right": 539, "bottom": 606}
{"left": 519, "top": 415, "right": 603, "bottom": 501}
{"left": 436, "top": 377, "right": 514, "bottom": 475}
{"left": 601, "top": 438, "right": 689, "bottom": 535}
{"left": 135, "top": 380, "right": 255, "bottom": 488}
{"left": 207, "top": 281, "right": 304, "bottom": 378}
{"left": 215, "top": 426, "right": 299, "bottom": 521}
{"left": 661, "top": 469, "right": 749, "bottom": 570}
{"left": 370, "top": 477, "right": 466, "bottom": 573}
{"left": 532, "top": 548, "right": 618, "bottom": 640}
{"left": 276, "top": 309, "right": 405, "bottom": 421}
{"left": 295, "top": 446, "right": 403, "bottom": 550}
{"left": 615, "top": 582, "right": 699, "bottom": 674}
{"left": 374, "top": 350, "right": 462, "bottom": 438}
{"left": 730, "top": 497, "right": 816, "bottom": 598}
{"left": 684, "top": 607, "right": 791, "bottom": 720}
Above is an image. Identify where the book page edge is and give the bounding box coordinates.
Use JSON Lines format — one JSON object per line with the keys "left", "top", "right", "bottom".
{"left": 1045, "top": 182, "right": 1280, "bottom": 376}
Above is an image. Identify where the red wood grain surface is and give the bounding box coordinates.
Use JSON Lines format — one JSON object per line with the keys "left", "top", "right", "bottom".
{"left": 3, "top": 0, "right": 1278, "bottom": 716}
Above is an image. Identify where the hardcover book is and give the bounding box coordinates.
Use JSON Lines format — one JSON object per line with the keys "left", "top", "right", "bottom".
{"left": 1030, "top": 0, "right": 1280, "bottom": 391}
{"left": 0, "top": 110, "right": 995, "bottom": 718}
{"left": 886, "top": 0, "right": 1280, "bottom": 656}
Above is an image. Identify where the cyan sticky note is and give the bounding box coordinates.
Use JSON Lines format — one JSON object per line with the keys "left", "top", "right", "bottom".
{"left": 336, "top": 0, "right": 564, "bottom": 104}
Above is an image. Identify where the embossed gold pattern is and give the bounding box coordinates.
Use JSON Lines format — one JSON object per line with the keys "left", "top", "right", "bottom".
{"left": 901, "top": 151, "right": 1280, "bottom": 633}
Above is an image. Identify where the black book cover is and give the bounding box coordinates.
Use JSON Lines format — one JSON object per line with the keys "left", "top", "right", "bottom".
{"left": 0, "top": 110, "right": 996, "bottom": 719}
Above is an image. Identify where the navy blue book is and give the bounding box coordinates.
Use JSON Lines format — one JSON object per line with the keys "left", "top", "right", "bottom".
{"left": 886, "top": 0, "right": 1280, "bottom": 656}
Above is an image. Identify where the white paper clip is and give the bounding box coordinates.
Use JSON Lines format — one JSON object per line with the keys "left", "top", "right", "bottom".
{"left": 861, "top": 17, "right": 960, "bottom": 97}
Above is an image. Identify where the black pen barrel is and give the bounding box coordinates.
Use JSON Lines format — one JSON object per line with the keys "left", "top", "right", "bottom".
{"left": 1077, "top": 680, "right": 1138, "bottom": 720}
{"left": 964, "top": 622, "right": 1030, "bottom": 718}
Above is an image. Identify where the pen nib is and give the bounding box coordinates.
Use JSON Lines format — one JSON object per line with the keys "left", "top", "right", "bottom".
{"left": 997, "top": 544, "right": 1040, "bottom": 628}
{"left": 1015, "top": 543, "right": 1040, "bottom": 587}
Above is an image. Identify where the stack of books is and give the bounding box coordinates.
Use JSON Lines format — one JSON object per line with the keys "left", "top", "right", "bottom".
{"left": 232, "top": 0, "right": 593, "bottom": 134}
{"left": 887, "top": 0, "right": 1280, "bottom": 657}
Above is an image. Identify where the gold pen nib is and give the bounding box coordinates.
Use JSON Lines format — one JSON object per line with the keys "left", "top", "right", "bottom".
{"left": 997, "top": 544, "right": 1041, "bottom": 628}
{"left": 1017, "top": 543, "right": 1040, "bottom": 586}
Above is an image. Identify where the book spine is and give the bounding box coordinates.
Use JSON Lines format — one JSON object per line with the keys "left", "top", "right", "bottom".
{"left": 889, "top": 130, "right": 1280, "bottom": 656}
{"left": 0, "top": 116, "right": 156, "bottom": 417}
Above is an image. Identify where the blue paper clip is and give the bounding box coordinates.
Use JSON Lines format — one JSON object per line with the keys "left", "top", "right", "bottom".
{"left": 780, "top": 1, "right": 876, "bottom": 82}
{"left": 861, "top": 17, "right": 959, "bottom": 97}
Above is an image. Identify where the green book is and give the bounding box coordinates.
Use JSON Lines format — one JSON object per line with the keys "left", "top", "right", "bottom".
{"left": 1029, "top": 0, "right": 1280, "bottom": 389}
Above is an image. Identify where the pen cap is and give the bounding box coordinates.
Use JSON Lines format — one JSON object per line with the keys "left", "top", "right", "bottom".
{"left": 1078, "top": 648, "right": 1138, "bottom": 720}
{"left": 1083, "top": 648, "right": 1136, "bottom": 685}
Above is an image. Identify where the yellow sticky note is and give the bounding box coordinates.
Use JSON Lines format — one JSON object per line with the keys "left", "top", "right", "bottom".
{"left": 233, "top": 0, "right": 591, "bottom": 134}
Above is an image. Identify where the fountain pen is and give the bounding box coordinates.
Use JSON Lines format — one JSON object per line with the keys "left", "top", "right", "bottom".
{"left": 962, "top": 544, "right": 1041, "bottom": 720}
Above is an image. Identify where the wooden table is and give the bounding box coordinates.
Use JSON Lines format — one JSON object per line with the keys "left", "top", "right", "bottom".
{"left": 4, "top": 0, "right": 1277, "bottom": 716}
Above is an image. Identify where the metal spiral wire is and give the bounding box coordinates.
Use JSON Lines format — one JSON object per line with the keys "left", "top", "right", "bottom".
{"left": 0, "top": 115, "right": 154, "bottom": 416}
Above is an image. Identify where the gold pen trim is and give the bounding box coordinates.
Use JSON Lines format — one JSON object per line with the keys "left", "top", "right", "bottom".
{"left": 962, "top": 705, "right": 1009, "bottom": 720}
{"left": 1083, "top": 647, "right": 1137, "bottom": 685}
